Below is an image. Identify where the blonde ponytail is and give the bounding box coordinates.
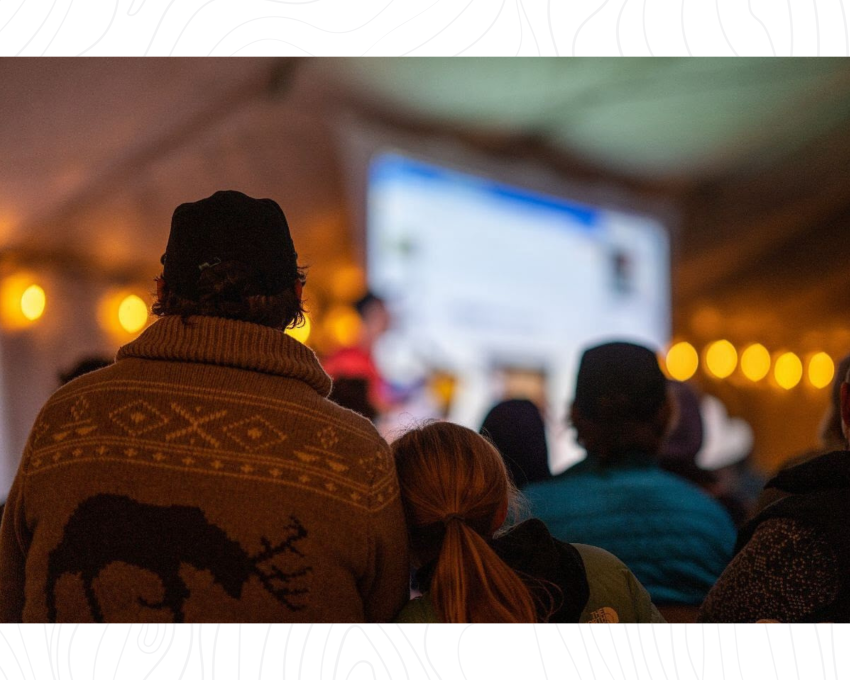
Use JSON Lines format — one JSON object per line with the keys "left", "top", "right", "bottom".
{"left": 392, "top": 422, "right": 538, "bottom": 623}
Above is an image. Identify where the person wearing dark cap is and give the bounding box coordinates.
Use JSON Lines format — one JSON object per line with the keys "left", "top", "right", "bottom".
{"left": 756, "top": 352, "right": 850, "bottom": 512}
{"left": 0, "top": 190, "right": 408, "bottom": 623}
{"left": 480, "top": 399, "right": 552, "bottom": 490}
{"left": 522, "top": 341, "right": 736, "bottom": 606}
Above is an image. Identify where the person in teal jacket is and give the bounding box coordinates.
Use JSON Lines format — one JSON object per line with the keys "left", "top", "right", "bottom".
{"left": 392, "top": 421, "right": 664, "bottom": 623}
{"left": 523, "top": 342, "right": 737, "bottom": 605}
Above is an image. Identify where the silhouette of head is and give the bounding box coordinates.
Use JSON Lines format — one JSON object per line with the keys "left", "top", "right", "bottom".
{"left": 480, "top": 399, "right": 551, "bottom": 489}
{"left": 571, "top": 341, "right": 671, "bottom": 463}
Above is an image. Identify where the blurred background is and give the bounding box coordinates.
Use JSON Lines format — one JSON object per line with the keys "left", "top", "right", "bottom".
{"left": 1, "top": 57, "right": 850, "bottom": 497}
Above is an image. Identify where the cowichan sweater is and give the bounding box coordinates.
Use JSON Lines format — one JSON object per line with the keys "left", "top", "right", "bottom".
{"left": 0, "top": 315, "right": 409, "bottom": 623}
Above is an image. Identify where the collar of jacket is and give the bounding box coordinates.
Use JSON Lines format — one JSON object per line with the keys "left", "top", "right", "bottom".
{"left": 568, "top": 449, "right": 658, "bottom": 474}
{"left": 116, "top": 315, "right": 332, "bottom": 397}
{"left": 766, "top": 450, "right": 850, "bottom": 495}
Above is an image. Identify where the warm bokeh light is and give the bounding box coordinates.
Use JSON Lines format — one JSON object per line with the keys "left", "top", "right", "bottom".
{"left": 20, "top": 284, "right": 46, "bottom": 321}
{"left": 286, "top": 314, "right": 311, "bottom": 344}
{"left": 330, "top": 263, "right": 366, "bottom": 302}
{"left": 324, "top": 305, "right": 362, "bottom": 347}
{"left": 117, "top": 294, "right": 148, "bottom": 333}
{"left": 704, "top": 340, "right": 737, "bottom": 379}
{"left": 774, "top": 352, "right": 803, "bottom": 390}
{"left": 1, "top": 273, "right": 46, "bottom": 329}
{"left": 740, "top": 343, "right": 771, "bottom": 382}
{"left": 99, "top": 289, "right": 150, "bottom": 339}
{"left": 665, "top": 342, "right": 699, "bottom": 381}
{"left": 807, "top": 351, "right": 834, "bottom": 389}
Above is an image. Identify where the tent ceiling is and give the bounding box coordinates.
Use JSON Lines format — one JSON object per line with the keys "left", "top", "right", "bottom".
{"left": 331, "top": 58, "right": 850, "bottom": 181}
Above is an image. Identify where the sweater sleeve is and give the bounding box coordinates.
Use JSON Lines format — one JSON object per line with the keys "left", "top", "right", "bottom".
{"left": 698, "top": 517, "right": 840, "bottom": 623}
{"left": 0, "top": 464, "right": 29, "bottom": 622}
{"left": 358, "top": 443, "right": 410, "bottom": 623}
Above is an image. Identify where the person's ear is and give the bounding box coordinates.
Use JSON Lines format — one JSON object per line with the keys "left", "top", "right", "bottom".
{"left": 840, "top": 382, "right": 850, "bottom": 446}
{"left": 294, "top": 279, "right": 304, "bottom": 303}
{"left": 491, "top": 498, "right": 509, "bottom": 534}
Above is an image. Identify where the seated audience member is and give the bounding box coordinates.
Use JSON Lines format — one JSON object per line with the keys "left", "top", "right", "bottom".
{"left": 756, "top": 352, "right": 850, "bottom": 512}
{"left": 698, "top": 366, "right": 850, "bottom": 623}
{"left": 659, "top": 382, "right": 748, "bottom": 526}
{"left": 0, "top": 190, "right": 408, "bottom": 623}
{"left": 480, "top": 399, "right": 552, "bottom": 489}
{"left": 393, "top": 422, "right": 664, "bottom": 623}
{"left": 523, "top": 342, "right": 737, "bottom": 606}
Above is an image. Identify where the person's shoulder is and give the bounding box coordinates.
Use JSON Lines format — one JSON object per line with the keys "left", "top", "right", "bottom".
{"left": 32, "top": 362, "right": 120, "bottom": 423}
{"left": 318, "top": 397, "right": 387, "bottom": 448}
{"left": 571, "top": 543, "right": 629, "bottom": 572}
{"left": 571, "top": 544, "right": 664, "bottom": 623}
{"left": 395, "top": 595, "right": 439, "bottom": 623}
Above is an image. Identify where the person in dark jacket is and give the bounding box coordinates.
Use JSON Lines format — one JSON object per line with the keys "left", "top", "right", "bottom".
{"left": 393, "top": 421, "right": 663, "bottom": 623}
{"left": 480, "top": 399, "right": 552, "bottom": 489}
{"left": 523, "top": 342, "right": 737, "bottom": 606}
{"left": 756, "top": 352, "right": 850, "bottom": 513}
{"left": 699, "top": 366, "right": 850, "bottom": 623}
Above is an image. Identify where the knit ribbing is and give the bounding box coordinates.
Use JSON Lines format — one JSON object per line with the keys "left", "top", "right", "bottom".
{"left": 117, "top": 316, "right": 332, "bottom": 397}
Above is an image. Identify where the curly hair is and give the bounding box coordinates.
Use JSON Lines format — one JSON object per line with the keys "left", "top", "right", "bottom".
{"left": 152, "top": 260, "right": 307, "bottom": 330}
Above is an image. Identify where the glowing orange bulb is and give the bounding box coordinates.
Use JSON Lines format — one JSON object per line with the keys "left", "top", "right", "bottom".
{"left": 705, "top": 340, "right": 737, "bottom": 379}
{"left": 774, "top": 352, "right": 803, "bottom": 390}
{"left": 740, "top": 344, "right": 770, "bottom": 382}
{"left": 807, "top": 352, "right": 834, "bottom": 389}
{"left": 117, "top": 295, "right": 148, "bottom": 333}
{"left": 665, "top": 342, "right": 699, "bottom": 381}
{"left": 20, "top": 284, "right": 46, "bottom": 321}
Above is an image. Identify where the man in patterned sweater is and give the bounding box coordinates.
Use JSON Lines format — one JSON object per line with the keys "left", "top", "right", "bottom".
{"left": 0, "top": 190, "right": 409, "bottom": 623}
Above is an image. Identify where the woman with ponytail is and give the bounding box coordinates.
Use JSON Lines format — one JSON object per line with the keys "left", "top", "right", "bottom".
{"left": 393, "top": 421, "right": 664, "bottom": 624}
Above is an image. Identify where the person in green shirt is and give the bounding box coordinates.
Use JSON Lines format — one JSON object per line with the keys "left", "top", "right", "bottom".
{"left": 392, "top": 421, "right": 664, "bottom": 623}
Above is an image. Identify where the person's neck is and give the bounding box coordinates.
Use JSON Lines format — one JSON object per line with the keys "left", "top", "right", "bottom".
{"left": 583, "top": 449, "right": 658, "bottom": 469}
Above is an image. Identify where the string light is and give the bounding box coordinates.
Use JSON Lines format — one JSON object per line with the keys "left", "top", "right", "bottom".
{"left": 665, "top": 342, "right": 699, "bottom": 381}
{"left": 1, "top": 273, "right": 46, "bottom": 329}
{"left": 774, "top": 352, "right": 803, "bottom": 390}
{"left": 705, "top": 340, "right": 737, "bottom": 379}
{"left": 807, "top": 352, "right": 834, "bottom": 389}
{"left": 20, "top": 284, "right": 46, "bottom": 321}
{"left": 324, "top": 305, "right": 362, "bottom": 347}
{"left": 740, "top": 343, "right": 771, "bottom": 382}
{"left": 117, "top": 294, "right": 148, "bottom": 333}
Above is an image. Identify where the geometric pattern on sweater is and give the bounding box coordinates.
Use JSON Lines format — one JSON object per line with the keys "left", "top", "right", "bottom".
{"left": 25, "top": 381, "right": 398, "bottom": 513}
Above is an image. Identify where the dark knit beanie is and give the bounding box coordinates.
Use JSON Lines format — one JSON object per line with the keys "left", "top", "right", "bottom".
{"left": 162, "top": 190, "right": 298, "bottom": 300}
{"left": 573, "top": 341, "right": 667, "bottom": 423}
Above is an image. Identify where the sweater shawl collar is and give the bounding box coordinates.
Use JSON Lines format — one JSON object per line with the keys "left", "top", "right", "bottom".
{"left": 116, "top": 315, "right": 332, "bottom": 397}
